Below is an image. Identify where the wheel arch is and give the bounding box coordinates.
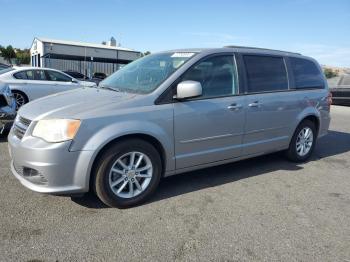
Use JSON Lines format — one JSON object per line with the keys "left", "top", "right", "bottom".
{"left": 293, "top": 113, "right": 320, "bottom": 137}
{"left": 11, "top": 89, "right": 29, "bottom": 103}
{"left": 301, "top": 115, "right": 320, "bottom": 135}
{"left": 88, "top": 133, "right": 168, "bottom": 191}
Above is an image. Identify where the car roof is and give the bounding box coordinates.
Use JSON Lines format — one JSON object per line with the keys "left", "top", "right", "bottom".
{"left": 161, "top": 46, "right": 311, "bottom": 60}
{"left": 12, "top": 66, "right": 63, "bottom": 71}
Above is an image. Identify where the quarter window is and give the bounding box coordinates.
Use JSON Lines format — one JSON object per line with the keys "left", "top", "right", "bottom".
{"left": 181, "top": 55, "right": 238, "bottom": 98}
{"left": 244, "top": 55, "right": 288, "bottom": 93}
{"left": 290, "top": 57, "right": 324, "bottom": 89}
{"left": 46, "top": 70, "right": 72, "bottom": 82}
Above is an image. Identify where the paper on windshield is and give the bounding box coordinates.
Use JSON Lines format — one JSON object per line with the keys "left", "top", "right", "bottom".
{"left": 171, "top": 52, "right": 195, "bottom": 58}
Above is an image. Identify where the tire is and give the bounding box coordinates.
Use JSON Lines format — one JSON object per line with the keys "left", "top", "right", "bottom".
{"left": 285, "top": 120, "right": 317, "bottom": 162}
{"left": 93, "top": 139, "right": 162, "bottom": 208}
{"left": 12, "top": 90, "right": 28, "bottom": 110}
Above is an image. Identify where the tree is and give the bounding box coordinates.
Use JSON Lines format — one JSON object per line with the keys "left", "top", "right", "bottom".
{"left": 141, "top": 51, "right": 151, "bottom": 57}
{"left": 324, "top": 68, "right": 338, "bottom": 79}
{"left": 0, "top": 45, "right": 16, "bottom": 64}
{"left": 15, "top": 49, "right": 30, "bottom": 65}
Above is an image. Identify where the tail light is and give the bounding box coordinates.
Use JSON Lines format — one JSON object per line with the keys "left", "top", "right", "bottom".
{"left": 327, "top": 91, "right": 332, "bottom": 106}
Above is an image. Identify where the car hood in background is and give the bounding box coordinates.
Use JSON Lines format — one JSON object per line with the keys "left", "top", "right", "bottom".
{"left": 18, "top": 87, "right": 140, "bottom": 121}
{"left": 78, "top": 80, "right": 97, "bottom": 87}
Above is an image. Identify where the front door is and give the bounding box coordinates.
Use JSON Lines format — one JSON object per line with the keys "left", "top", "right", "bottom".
{"left": 174, "top": 54, "right": 246, "bottom": 169}
{"left": 26, "top": 69, "right": 56, "bottom": 99}
{"left": 45, "top": 70, "right": 78, "bottom": 93}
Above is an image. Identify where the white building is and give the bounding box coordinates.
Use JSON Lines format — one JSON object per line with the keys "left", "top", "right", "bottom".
{"left": 30, "top": 37, "right": 141, "bottom": 77}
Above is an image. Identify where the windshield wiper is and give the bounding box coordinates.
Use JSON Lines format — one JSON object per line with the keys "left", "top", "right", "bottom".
{"left": 99, "top": 85, "right": 121, "bottom": 92}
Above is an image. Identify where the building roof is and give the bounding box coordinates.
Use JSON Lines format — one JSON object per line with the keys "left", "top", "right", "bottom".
{"left": 34, "top": 37, "right": 138, "bottom": 52}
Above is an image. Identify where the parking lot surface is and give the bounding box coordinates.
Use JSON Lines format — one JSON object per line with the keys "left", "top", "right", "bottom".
{"left": 1, "top": 106, "right": 350, "bottom": 262}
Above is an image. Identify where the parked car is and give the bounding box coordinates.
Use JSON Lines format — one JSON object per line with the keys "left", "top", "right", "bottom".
{"left": 0, "top": 81, "right": 16, "bottom": 135}
{"left": 0, "top": 63, "right": 10, "bottom": 71}
{"left": 8, "top": 47, "right": 331, "bottom": 208}
{"left": 63, "top": 71, "right": 89, "bottom": 81}
{"left": 64, "top": 71, "right": 102, "bottom": 85}
{"left": 0, "top": 67, "right": 96, "bottom": 109}
{"left": 93, "top": 72, "right": 107, "bottom": 80}
{"left": 330, "top": 75, "right": 350, "bottom": 106}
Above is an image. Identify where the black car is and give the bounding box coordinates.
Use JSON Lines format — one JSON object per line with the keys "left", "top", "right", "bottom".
{"left": 330, "top": 75, "right": 350, "bottom": 106}
{"left": 64, "top": 71, "right": 102, "bottom": 85}
{"left": 0, "top": 63, "right": 10, "bottom": 71}
{"left": 93, "top": 72, "right": 107, "bottom": 80}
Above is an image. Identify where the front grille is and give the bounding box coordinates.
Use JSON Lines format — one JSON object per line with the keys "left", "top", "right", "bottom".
{"left": 0, "top": 94, "right": 7, "bottom": 107}
{"left": 13, "top": 116, "right": 32, "bottom": 140}
{"left": 19, "top": 116, "right": 31, "bottom": 126}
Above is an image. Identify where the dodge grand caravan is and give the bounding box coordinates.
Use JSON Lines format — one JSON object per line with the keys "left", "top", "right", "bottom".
{"left": 8, "top": 46, "right": 331, "bottom": 208}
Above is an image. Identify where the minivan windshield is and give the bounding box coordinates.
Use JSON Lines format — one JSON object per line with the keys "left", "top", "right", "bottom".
{"left": 99, "top": 52, "right": 196, "bottom": 94}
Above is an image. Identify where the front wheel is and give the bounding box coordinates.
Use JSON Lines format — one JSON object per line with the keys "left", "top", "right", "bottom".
{"left": 13, "top": 91, "right": 28, "bottom": 110}
{"left": 286, "top": 120, "right": 317, "bottom": 162}
{"left": 93, "top": 139, "right": 162, "bottom": 208}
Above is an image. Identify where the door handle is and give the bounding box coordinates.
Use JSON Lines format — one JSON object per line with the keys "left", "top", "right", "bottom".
{"left": 248, "top": 101, "right": 260, "bottom": 107}
{"left": 227, "top": 103, "right": 242, "bottom": 111}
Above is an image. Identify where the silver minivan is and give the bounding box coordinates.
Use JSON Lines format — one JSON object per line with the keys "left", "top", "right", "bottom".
{"left": 8, "top": 47, "right": 331, "bottom": 208}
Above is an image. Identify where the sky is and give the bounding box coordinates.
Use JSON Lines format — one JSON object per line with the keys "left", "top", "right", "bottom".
{"left": 0, "top": 0, "right": 349, "bottom": 67}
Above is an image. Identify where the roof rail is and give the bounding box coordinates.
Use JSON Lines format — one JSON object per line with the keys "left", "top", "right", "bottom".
{"left": 224, "top": 45, "right": 301, "bottom": 55}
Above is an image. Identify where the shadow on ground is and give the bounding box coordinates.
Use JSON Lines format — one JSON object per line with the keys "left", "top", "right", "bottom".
{"left": 0, "top": 135, "right": 7, "bottom": 143}
{"left": 51, "top": 130, "right": 350, "bottom": 208}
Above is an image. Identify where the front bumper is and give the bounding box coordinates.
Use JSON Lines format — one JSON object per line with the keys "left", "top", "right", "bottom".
{"left": 8, "top": 130, "right": 95, "bottom": 194}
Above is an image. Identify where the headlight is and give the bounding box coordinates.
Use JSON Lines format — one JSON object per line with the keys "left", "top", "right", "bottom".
{"left": 32, "top": 119, "right": 81, "bottom": 143}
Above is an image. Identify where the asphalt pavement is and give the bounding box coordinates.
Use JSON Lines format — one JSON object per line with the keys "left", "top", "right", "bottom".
{"left": 0, "top": 106, "right": 350, "bottom": 261}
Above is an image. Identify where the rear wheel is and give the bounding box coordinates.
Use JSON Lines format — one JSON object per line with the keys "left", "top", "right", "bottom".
{"left": 93, "top": 139, "right": 162, "bottom": 208}
{"left": 13, "top": 91, "right": 28, "bottom": 110}
{"left": 286, "top": 120, "right": 317, "bottom": 162}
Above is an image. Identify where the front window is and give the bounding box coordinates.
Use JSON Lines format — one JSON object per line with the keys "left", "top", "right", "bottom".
{"left": 181, "top": 55, "right": 238, "bottom": 98}
{"left": 100, "top": 52, "right": 197, "bottom": 94}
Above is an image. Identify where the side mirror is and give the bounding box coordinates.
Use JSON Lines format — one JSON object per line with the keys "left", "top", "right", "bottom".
{"left": 176, "top": 81, "right": 202, "bottom": 100}
{"left": 71, "top": 78, "right": 79, "bottom": 83}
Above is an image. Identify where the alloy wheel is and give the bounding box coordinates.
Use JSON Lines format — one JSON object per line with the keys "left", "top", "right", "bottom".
{"left": 108, "top": 151, "right": 153, "bottom": 198}
{"left": 13, "top": 92, "right": 26, "bottom": 110}
{"left": 296, "top": 127, "right": 313, "bottom": 157}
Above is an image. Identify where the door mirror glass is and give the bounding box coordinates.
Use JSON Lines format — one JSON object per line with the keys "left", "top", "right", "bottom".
{"left": 176, "top": 80, "right": 202, "bottom": 99}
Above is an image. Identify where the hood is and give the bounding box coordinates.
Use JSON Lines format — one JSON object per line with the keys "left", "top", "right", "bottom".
{"left": 18, "top": 87, "right": 139, "bottom": 121}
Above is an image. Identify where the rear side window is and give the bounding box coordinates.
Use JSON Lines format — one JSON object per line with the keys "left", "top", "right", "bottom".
{"left": 243, "top": 55, "right": 288, "bottom": 93}
{"left": 290, "top": 57, "right": 324, "bottom": 89}
{"left": 33, "top": 70, "right": 47, "bottom": 80}
{"left": 46, "top": 70, "right": 72, "bottom": 82}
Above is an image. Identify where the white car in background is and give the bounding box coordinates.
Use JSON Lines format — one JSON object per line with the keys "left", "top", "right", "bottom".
{"left": 0, "top": 67, "right": 96, "bottom": 109}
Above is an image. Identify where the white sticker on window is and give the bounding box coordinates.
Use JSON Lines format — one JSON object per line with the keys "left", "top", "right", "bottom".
{"left": 171, "top": 52, "right": 195, "bottom": 58}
